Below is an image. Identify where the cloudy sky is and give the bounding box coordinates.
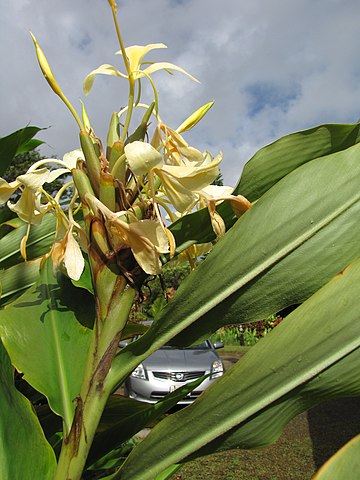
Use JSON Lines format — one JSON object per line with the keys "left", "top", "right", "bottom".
{"left": 1, "top": 0, "right": 360, "bottom": 186}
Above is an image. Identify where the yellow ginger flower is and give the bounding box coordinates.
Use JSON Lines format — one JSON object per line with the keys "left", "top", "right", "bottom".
{"left": 85, "top": 194, "right": 169, "bottom": 275}
{"left": 198, "top": 185, "right": 252, "bottom": 238}
{"left": 124, "top": 140, "right": 221, "bottom": 213}
{"left": 0, "top": 150, "right": 85, "bottom": 267}
{"left": 52, "top": 223, "right": 85, "bottom": 281}
{"left": 83, "top": 44, "right": 198, "bottom": 95}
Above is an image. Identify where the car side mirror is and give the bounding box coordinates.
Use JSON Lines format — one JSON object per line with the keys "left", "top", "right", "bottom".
{"left": 213, "top": 341, "right": 224, "bottom": 349}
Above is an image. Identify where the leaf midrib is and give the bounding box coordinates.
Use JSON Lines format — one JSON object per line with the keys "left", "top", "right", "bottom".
{"left": 45, "top": 281, "right": 74, "bottom": 434}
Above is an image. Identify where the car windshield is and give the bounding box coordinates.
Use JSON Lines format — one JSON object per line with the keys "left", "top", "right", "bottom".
{"left": 160, "top": 341, "right": 209, "bottom": 350}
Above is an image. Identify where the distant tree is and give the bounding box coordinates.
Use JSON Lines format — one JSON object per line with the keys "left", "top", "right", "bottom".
{"left": 130, "top": 262, "right": 191, "bottom": 322}
{"left": 3, "top": 149, "right": 65, "bottom": 197}
{"left": 212, "top": 171, "right": 224, "bottom": 186}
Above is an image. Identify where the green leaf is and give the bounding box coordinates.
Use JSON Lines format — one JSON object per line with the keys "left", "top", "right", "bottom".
{"left": 168, "top": 123, "right": 360, "bottom": 252}
{"left": 153, "top": 464, "right": 181, "bottom": 480}
{"left": 16, "top": 138, "right": 44, "bottom": 154}
{"left": 71, "top": 256, "right": 94, "bottom": 294}
{"left": 0, "top": 213, "right": 56, "bottom": 269}
{"left": 0, "top": 126, "right": 45, "bottom": 176}
{"left": 0, "top": 204, "right": 16, "bottom": 224}
{"left": 115, "top": 256, "right": 360, "bottom": 479}
{"left": 313, "top": 433, "right": 360, "bottom": 479}
{"left": 0, "top": 258, "right": 42, "bottom": 305}
{"left": 170, "top": 141, "right": 360, "bottom": 346}
{"left": 168, "top": 201, "right": 236, "bottom": 254}
{"left": 0, "top": 340, "right": 56, "bottom": 479}
{"left": 235, "top": 122, "right": 360, "bottom": 201}
{"left": 109, "top": 141, "right": 360, "bottom": 385}
{"left": 0, "top": 260, "right": 94, "bottom": 431}
{"left": 88, "top": 375, "right": 208, "bottom": 469}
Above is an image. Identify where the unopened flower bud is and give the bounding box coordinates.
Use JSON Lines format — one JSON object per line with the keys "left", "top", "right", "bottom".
{"left": 108, "top": 0, "right": 117, "bottom": 13}
{"left": 30, "top": 32, "right": 63, "bottom": 98}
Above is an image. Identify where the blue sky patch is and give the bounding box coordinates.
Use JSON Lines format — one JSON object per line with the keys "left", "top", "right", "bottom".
{"left": 245, "top": 82, "right": 301, "bottom": 117}
{"left": 70, "top": 32, "right": 92, "bottom": 54}
{"left": 168, "top": 0, "right": 191, "bottom": 6}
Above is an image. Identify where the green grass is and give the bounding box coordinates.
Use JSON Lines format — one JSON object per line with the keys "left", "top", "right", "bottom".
{"left": 221, "top": 345, "right": 251, "bottom": 353}
{"left": 173, "top": 397, "right": 360, "bottom": 480}
{"left": 175, "top": 412, "right": 315, "bottom": 480}
{"left": 170, "top": 349, "right": 360, "bottom": 480}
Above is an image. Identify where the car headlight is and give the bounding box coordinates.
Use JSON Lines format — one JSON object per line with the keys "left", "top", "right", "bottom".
{"left": 211, "top": 359, "right": 223, "bottom": 379}
{"left": 131, "top": 363, "right": 147, "bottom": 380}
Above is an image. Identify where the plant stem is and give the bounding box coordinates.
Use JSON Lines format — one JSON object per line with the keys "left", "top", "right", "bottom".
{"left": 54, "top": 282, "right": 135, "bottom": 480}
{"left": 110, "top": 4, "right": 131, "bottom": 77}
{"left": 109, "top": 0, "right": 135, "bottom": 143}
{"left": 120, "top": 79, "right": 135, "bottom": 142}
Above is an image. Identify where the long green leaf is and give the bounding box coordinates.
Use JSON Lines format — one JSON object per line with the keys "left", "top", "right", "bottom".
{"left": 0, "top": 213, "right": 56, "bottom": 269}
{"left": 313, "top": 433, "right": 360, "bottom": 479}
{"left": 87, "top": 375, "right": 207, "bottom": 469}
{"left": 170, "top": 141, "right": 360, "bottom": 345}
{"left": 0, "top": 126, "right": 45, "bottom": 176}
{"left": 235, "top": 122, "right": 360, "bottom": 201}
{"left": 0, "top": 258, "right": 42, "bottom": 304}
{"left": 0, "top": 340, "right": 56, "bottom": 479}
{"left": 0, "top": 260, "right": 94, "bottom": 431}
{"left": 115, "top": 256, "right": 360, "bottom": 479}
{"left": 109, "top": 141, "right": 360, "bottom": 393}
{"left": 168, "top": 201, "right": 236, "bottom": 254}
{"left": 169, "top": 123, "right": 360, "bottom": 252}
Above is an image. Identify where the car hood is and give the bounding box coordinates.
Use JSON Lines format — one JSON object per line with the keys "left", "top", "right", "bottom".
{"left": 143, "top": 348, "right": 219, "bottom": 371}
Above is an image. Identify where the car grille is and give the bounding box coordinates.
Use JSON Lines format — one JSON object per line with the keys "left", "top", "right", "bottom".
{"left": 150, "top": 391, "right": 202, "bottom": 400}
{"left": 152, "top": 371, "right": 205, "bottom": 382}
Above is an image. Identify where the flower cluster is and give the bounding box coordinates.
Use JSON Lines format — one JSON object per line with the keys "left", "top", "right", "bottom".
{"left": 0, "top": 0, "right": 250, "bottom": 285}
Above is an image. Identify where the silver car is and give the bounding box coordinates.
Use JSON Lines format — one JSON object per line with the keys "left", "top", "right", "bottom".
{"left": 124, "top": 340, "right": 224, "bottom": 404}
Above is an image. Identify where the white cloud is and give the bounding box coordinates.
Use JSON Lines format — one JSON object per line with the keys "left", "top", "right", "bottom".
{"left": 1, "top": 0, "right": 360, "bottom": 188}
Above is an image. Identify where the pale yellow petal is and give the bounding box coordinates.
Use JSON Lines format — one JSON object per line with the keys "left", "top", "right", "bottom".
{"left": 159, "top": 125, "right": 189, "bottom": 148}
{"left": 85, "top": 194, "right": 167, "bottom": 275}
{"left": 160, "top": 160, "right": 220, "bottom": 191}
{"left": 0, "top": 178, "right": 20, "bottom": 203}
{"left": 129, "top": 238, "right": 162, "bottom": 274}
{"left": 117, "top": 44, "right": 167, "bottom": 72}
{"left": 63, "top": 149, "right": 85, "bottom": 169}
{"left": 107, "top": 218, "right": 165, "bottom": 275}
{"left": 201, "top": 185, "right": 234, "bottom": 199}
{"left": 125, "top": 141, "right": 163, "bottom": 176}
{"left": 230, "top": 194, "right": 252, "bottom": 217}
{"left": 47, "top": 168, "right": 69, "bottom": 183}
{"left": 164, "top": 227, "right": 176, "bottom": 258}
{"left": 17, "top": 168, "right": 50, "bottom": 191}
{"left": 142, "top": 62, "right": 199, "bottom": 83}
{"left": 178, "top": 146, "right": 204, "bottom": 164}
{"left": 83, "top": 64, "right": 124, "bottom": 96}
{"left": 200, "top": 187, "right": 251, "bottom": 217}
{"left": 63, "top": 230, "right": 85, "bottom": 281}
{"left": 128, "top": 220, "right": 169, "bottom": 274}
{"left": 30, "top": 32, "right": 64, "bottom": 99}
{"left": 20, "top": 225, "right": 31, "bottom": 260}
{"left": 73, "top": 224, "right": 88, "bottom": 253}
{"left": 8, "top": 189, "right": 48, "bottom": 225}
{"left": 129, "top": 220, "right": 169, "bottom": 254}
{"left": 155, "top": 169, "right": 196, "bottom": 212}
